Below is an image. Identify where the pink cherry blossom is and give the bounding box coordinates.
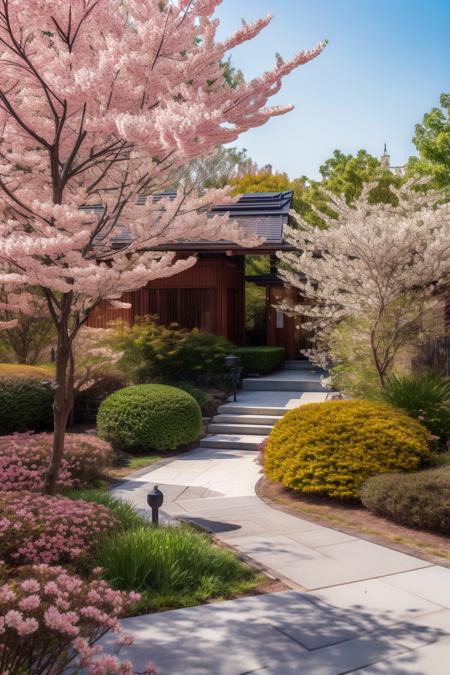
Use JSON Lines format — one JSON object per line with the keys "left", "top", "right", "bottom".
{"left": 0, "top": 0, "right": 325, "bottom": 494}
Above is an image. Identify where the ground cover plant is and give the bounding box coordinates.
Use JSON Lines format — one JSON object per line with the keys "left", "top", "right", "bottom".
{"left": 361, "top": 465, "right": 450, "bottom": 535}
{"left": 0, "top": 564, "right": 144, "bottom": 674}
{"left": 0, "top": 433, "right": 112, "bottom": 491}
{"left": 0, "top": 492, "right": 116, "bottom": 566}
{"left": 264, "top": 399, "right": 433, "bottom": 499}
{"left": 94, "top": 524, "right": 260, "bottom": 611}
{"left": 97, "top": 384, "right": 202, "bottom": 452}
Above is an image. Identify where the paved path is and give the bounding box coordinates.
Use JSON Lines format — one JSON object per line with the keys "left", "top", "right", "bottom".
{"left": 109, "top": 364, "right": 450, "bottom": 673}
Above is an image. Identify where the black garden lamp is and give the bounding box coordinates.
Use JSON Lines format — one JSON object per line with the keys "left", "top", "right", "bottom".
{"left": 147, "top": 485, "right": 164, "bottom": 526}
{"left": 225, "top": 354, "right": 242, "bottom": 402}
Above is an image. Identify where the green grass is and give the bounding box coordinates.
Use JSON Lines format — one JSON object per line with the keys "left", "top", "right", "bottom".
{"left": 65, "top": 489, "right": 148, "bottom": 531}
{"left": 127, "top": 454, "right": 163, "bottom": 470}
{"left": 94, "top": 524, "right": 261, "bottom": 611}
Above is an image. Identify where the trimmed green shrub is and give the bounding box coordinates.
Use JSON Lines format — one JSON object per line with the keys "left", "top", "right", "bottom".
{"left": 112, "top": 316, "right": 234, "bottom": 387}
{"left": 97, "top": 384, "right": 202, "bottom": 452}
{"left": 264, "top": 399, "right": 433, "bottom": 500}
{"left": 176, "top": 383, "right": 218, "bottom": 417}
{"left": 0, "top": 377, "right": 53, "bottom": 434}
{"left": 361, "top": 467, "right": 450, "bottom": 535}
{"left": 234, "top": 346, "right": 285, "bottom": 376}
{"left": 95, "top": 524, "right": 258, "bottom": 609}
{"left": 382, "top": 373, "right": 450, "bottom": 445}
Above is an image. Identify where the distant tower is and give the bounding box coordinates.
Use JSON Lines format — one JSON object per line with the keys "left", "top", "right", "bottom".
{"left": 380, "top": 142, "right": 390, "bottom": 169}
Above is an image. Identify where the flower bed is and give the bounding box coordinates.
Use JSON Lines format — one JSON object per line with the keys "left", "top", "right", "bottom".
{"left": 0, "top": 433, "right": 112, "bottom": 491}
{"left": 0, "top": 563, "right": 149, "bottom": 674}
{"left": 0, "top": 492, "right": 117, "bottom": 566}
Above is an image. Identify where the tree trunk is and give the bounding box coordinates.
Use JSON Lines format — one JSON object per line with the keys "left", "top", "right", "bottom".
{"left": 44, "top": 303, "right": 74, "bottom": 495}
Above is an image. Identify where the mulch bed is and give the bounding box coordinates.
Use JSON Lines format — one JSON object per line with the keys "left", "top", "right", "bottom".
{"left": 257, "top": 477, "right": 450, "bottom": 567}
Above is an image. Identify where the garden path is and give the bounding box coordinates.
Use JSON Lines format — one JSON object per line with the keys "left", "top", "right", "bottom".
{"left": 110, "top": 362, "right": 450, "bottom": 674}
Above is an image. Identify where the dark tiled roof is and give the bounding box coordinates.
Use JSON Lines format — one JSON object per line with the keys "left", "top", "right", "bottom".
{"left": 82, "top": 190, "right": 293, "bottom": 251}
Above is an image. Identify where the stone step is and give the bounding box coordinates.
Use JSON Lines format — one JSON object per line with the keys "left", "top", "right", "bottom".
{"left": 217, "top": 404, "right": 289, "bottom": 416}
{"left": 212, "top": 413, "right": 283, "bottom": 425}
{"left": 207, "top": 423, "right": 273, "bottom": 435}
{"left": 242, "top": 376, "right": 327, "bottom": 393}
{"left": 284, "top": 360, "right": 324, "bottom": 372}
{"left": 199, "top": 434, "right": 266, "bottom": 451}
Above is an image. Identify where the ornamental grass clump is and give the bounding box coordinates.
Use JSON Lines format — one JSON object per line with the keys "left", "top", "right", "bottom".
{"left": 382, "top": 373, "right": 450, "bottom": 446}
{"left": 0, "top": 493, "right": 117, "bottom": 566}
{"left": 0, "top": 433, "right": 112, "bottom": 491}
{"left": 0, "top": 563, "right": 146, "bottom": 674}
{"left": 264, "top": 399, "right": 432, "bottom": 500}
{"left": 95, "top": 524, "right": 259, "bottom": 610}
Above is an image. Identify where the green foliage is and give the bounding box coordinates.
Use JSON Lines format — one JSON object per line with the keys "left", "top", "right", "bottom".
{"left": 296, "top": 149, "right": 401, "bottom": 228}
{"left": 95, "top": 524, "right": 259, "bottom": 610}
{"left": 382, "top": 373, "right": 450, "bottom": 445}
{"left": 234, "top": 347, "right": 285, "bottom": 375}
{"left": 327, "top": 318, "right": 381, "bottom": 398}
{"left": 264, "top": 400, "right": 432, "bottom": 500}
{"left": 176, "top": 383, "right": 218, "bottom": 417}
{"left": 231, "top": 171, "right": 305, "bottom": 212}
{"left": 0, "top": 305, "right": 55, "bottom": 364}
{"left": 112, "top": 316, "right": 234, "bottom": 387}
{"left": 97, "top": 384, "right": 202, "bottom": 452}
{"left": 406, "top": 93, "right": 450, "bottom": 192}
{"left": 0, "top": 377, "right": 53, "bottom": 434}
{"left": 361, "top": 466, "right": 450, "bottom": 535}
{"left": 66, "top": 489, "right": 148, "bottom": 531}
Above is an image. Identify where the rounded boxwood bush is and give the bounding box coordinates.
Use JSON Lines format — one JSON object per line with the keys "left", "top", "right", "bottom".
{"left": 264, "top": 400, "right": 432, "bottom": 500}
{"left": 0, "top": 378, "right": 53, "bottom": 434}
{"left": 361, "top": 467, "right": 450, "bottom": 535}
{"left": 97, "top": 384, "right": 202, "bottom": 452}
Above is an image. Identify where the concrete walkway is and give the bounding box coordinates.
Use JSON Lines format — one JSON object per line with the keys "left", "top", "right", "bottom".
{"left": 110, "top": 364, "right": 450, "bottom": 674}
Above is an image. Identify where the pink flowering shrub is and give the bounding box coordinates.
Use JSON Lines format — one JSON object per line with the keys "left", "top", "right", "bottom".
{"left": 0, "top": 492, "right": 117, "bottom": 566}
{"left": 0, "top": 432, "right": 112, "bottom": 491}
{"left": 0, "top": 562, "right": 155, "bottom": 674}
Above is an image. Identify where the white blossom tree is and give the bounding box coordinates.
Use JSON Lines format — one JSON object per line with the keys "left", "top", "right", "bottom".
{"left": 279, "top": 181, "right": 450, "bottom": 387}
{"left": 0, "top": 0, "right": 325, "bottom": 493}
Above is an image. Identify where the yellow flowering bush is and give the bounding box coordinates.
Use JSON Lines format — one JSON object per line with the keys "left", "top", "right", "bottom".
{"left": 264, "top": 400, "right": 432, "bottom": 500}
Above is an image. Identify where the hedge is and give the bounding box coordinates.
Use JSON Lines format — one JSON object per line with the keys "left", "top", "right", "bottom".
{"left": 233, "top": 347, "right": 285, "bottom": 376}
{"left": 264, "top": 399, "right": 432, "bottom": 500}
{"left": 97, "top": 384, "right": 202, "bottom": 452}
{"left": 361, "top": 467, "right": 450, "bottom": 535}
{"left": 0, "top": 377, "right": 53, "bottom": 434}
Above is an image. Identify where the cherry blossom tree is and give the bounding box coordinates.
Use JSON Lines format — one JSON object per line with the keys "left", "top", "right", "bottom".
{"left": 279, "top": 181, "right": 450, "bottom": 387}
{"left": 0, "top": 0, "right": 325, "bottom": 493}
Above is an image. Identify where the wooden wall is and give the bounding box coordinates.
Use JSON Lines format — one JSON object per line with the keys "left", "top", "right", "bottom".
{"left": 87, "top": 255, "right": 245, "bottom": 344}
{"left": 266, "top": 286, "right": 311, "bottom": 360}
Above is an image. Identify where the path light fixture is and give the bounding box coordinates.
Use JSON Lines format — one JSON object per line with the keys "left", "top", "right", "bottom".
{"left": 147, "top": 485, "right": 164, "bottom": 526}
{"left": 225, "top": 354, "right": 242, "bottom": 402}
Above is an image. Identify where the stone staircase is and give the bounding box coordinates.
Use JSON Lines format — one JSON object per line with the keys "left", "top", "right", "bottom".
{"left": 200, "top": 360, "right": 328, "bottom": 451}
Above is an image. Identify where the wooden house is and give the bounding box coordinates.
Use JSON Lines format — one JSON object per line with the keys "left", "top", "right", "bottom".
{"left": 87, "top": 191, "right": 307, "bottom": 359}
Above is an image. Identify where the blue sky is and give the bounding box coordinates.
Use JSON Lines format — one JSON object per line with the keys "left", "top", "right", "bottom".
{"left": 215, "top": 0, "right": 450, "bottom": 179}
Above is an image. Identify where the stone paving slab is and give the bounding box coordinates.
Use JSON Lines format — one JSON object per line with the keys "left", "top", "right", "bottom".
{"left": 353, "top": 637, "right": 450, "bottom": 674}
{"left": 100, "top": 591, "right": 450, "bottom": 675}
{"left": 219, "top": 533, "right": 431, "bottom": 590}
{"left": 381, "top": 566, "right": 450, "bottom": 609}
{"left": 101, "top": 593, "right": 308, "bottom": 675}
{"left": 309, "top": 577, "right": 442, "bottom": 627}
